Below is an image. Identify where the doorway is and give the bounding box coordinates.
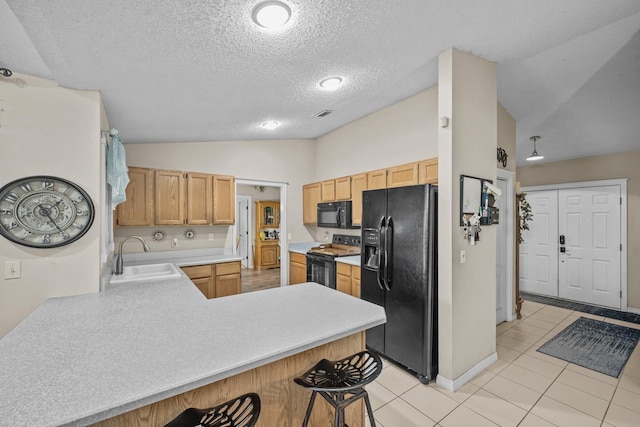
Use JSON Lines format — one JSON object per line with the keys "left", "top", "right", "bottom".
{"left": 520, "top": 180, "right": 627, "bottom": 310}
{"left": 236, "top": 195, "right": 252, "bottom": 269}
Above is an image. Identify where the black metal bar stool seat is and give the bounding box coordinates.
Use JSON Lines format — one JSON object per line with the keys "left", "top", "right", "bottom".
{"left": 164, "top": 392, "right": 260, "bottom": 427}
{"left": 294, "top": 350, "right": 382, "bottom": 427}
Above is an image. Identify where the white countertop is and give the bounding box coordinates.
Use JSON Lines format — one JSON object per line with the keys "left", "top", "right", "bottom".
{"left": 0, "top": 277, "right": 385, "bottom": 426}
{"left": 336, "top": 255, "right": 361, "bottom": 266}
{"left": 288, "top": 242, "right": 322, "bottom": 255}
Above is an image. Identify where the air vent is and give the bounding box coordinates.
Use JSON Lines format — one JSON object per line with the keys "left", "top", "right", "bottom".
{"left": 313, "top": 109, "right": 333, "bottom": 118}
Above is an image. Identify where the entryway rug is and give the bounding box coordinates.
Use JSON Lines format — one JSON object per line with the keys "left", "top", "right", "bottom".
{"left": 537, "top": 317, "right": 640, "bottom": 377}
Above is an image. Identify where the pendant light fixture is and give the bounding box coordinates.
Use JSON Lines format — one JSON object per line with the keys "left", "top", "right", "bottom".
{"left": 526, "top": 136, "right": 544, "bottom": 161}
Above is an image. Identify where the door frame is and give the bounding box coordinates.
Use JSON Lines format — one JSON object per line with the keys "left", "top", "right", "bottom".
{"left": 235, "top": 178, "right": 289, "bottom": 287}
{"left": 235, "top": 195, "right": 253, "bottom": 269}
{"left": 522, "top": 179, "right": 628, "bottom": 311}
{"left": 497, "top": 169, "right": 515, "bottom": 322}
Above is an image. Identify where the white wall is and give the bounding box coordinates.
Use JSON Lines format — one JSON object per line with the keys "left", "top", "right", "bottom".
{"left": 0, "top": 74, "right": 103, "bottom": 338}
{"left": 237, "top": 184, "right": 280, "bottom": 201}
{"left": 122, "top": 139, "right": 316, "bottom": 245}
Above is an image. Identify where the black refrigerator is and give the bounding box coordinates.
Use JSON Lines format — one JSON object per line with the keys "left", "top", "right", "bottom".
{"left": 361, "top": 184, "right": 438, "bottom": 383}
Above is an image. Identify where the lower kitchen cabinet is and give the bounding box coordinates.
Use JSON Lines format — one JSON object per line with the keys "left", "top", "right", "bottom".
{"left": 289, "top": 252, "right": 307, "bottom": 285}
{"left": 181, "top": 261, "right": 241, "bottom": 299}
{"left": 336, "top": 263, "right": 360, "bottom": 298}
{"left": 255, "top": 240, "right": 280, "bottom": 270}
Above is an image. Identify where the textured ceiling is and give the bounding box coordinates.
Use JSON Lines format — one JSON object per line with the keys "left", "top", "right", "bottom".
{"left": 1, "top": 0, "right": 639, "bottom": 165}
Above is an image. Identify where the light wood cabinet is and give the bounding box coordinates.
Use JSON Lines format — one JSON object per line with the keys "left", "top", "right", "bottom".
{"left": 387, "top": 162, "right": 419, "bottom": 188}
{"left": 289, "top": 252, "right": 307, "bottom": 285}
{"left": 255, "top": 240, "right": 280, "bottom": 270}
{"left": 303, "top": 182, "right": 321, "bottom": 224}
{"left": 335, "top": 176, "right": 351, "bottom": 200}
{"left": 155, "top": 170, "right": 185, "bottom": 225}
{"left": 321, "top": 180, "right": 336, "bottom": 202}
{"left": 186, "top": 173, "right": 212, "bottom": 225}
{"left": 115, "top": 167, "right": 154, "bottom": 226}
{"left": 336, "top": 263, "right": 360, "bottom": 298}
{"left": 367, "top": 169, "right": 388, "bottom": 190}
{"left": 418, "top": 158, "right": 438, "bottom": 184}
{"left": 351, "top": 173, "right": 367, "bottom": 226}
{"left": 181, "top": 261, "right": 241, "bottom": 299}
{"left": 256, "top": 201, "right": 280, "bottom": 228}
{"left": 213, "top": 175, "right": 235, "bottom": 225}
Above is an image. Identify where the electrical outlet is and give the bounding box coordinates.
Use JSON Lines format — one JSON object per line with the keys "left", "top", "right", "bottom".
{"left": 208, "top": 233, "right": 215, "bottom": 240}
{"left": 460, "top": 250, "right": 466, "bottom": 264}
{"left": 4, "top": 260, "right": 21, "bottom": 279}
{"left": 172, "top": 238, "right": 178, "bottom": 248}
{"left": 288, "top": 233, "right": 292, "bottom": 241}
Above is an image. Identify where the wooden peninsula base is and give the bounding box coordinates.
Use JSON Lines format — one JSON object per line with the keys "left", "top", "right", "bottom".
{"left": 95, "top": 332, "right": 365, "bottom": 427}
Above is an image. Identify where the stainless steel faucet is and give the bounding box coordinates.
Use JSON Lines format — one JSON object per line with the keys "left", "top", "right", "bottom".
{"left": 115, "top": 235, "right": 151, "bottom": 275}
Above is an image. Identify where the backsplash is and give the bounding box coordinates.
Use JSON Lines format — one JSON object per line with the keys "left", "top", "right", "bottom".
{"left": 114, "top": 225, "right": 233, "bottom": 254}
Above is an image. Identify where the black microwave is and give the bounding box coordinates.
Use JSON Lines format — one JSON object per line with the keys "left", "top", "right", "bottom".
{"left": 317, "top": 201, "right": 359, "bottom": 229}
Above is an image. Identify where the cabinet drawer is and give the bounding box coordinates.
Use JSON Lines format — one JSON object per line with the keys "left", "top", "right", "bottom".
{"left": 181, "top": 264, "right": 212, "bottom": 279}
{"left": 290, "top": 252, "right": 306, "bottom": 264}
{"left": 336, "top": 263, "right": 352, "bottom": 277}
{"left": 352, "top": 266, "right": 361, "bottom": 280}
{"left": 216, "top": 261, "right": 241, "bottom": 276}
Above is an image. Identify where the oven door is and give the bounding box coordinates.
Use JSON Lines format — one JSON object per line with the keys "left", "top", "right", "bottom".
{"left": 306, "top": 253, "right": 336, "bottom": 289}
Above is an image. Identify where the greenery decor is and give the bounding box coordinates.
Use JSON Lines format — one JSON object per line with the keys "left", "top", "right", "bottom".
{"left": 518, "top": 192, "right": 533, "bottom": 243}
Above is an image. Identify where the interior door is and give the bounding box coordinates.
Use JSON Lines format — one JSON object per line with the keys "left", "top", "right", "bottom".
{"left": 495, "top": 178, "right": 507, "bottom": 324}
{"left": 237, "top": 197, "right": 250, "bottom": 268}
{"left": 519, "top": 190, "right": 559, "bottom": 297}
{"left": 558, "top": 186, "right": 621, "bottom": 308}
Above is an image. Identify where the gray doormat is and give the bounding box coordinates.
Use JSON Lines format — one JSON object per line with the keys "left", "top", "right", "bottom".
{"left": 537, "top": 317, "right": 640, "bottom": 377}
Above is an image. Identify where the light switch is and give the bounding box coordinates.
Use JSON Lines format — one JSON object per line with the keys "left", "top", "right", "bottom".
{"left": 4, "top": 260, "right": 21, "bottom": 279}
{"left": 460, "top": 250, "right": 466, "bottom": 264}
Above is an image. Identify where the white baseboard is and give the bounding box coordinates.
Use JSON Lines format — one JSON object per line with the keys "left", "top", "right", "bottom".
{"left": 436, "top": 352, "right": 498, "bottom": 391}
{"left": 626, "top": 307, "right": 640, "bottom": 315}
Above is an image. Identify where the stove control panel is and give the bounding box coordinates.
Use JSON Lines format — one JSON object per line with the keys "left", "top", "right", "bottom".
{"left": 332, "top": 234, "right": 361, "bottom": 247}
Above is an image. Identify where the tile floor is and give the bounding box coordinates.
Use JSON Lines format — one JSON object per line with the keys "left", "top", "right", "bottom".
{"left": 364, "top": 300, "right": 640, "bottom": 427}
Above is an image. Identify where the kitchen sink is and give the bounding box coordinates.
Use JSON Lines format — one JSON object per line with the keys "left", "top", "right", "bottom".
{"left": 109, "top": 263, "right": 182, "bottom": 284}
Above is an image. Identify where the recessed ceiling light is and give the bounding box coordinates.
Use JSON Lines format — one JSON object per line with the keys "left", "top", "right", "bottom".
{"left": 319, "top": 77, "right": 343, "bottom": 90}
{"left": 252, "top": 1, "right": 291, "bottom": 29}
{"left": 261, "top": 121, "right": 280, "bottom": 130}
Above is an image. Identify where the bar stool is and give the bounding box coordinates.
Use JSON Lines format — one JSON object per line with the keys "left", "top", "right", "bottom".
{"left": 294, "top": 350, "right": 382, "bottom": 427}
{"left": 164, "top": 392, "right": 260, "bottom": 427}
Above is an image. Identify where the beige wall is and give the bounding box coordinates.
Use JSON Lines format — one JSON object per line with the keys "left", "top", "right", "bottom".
{"left": 518, "top": 149, "right": 640, "bottom": 310}
{"left": 438, "top": 49, "right": 497, "bottom": 382}
{"left": 0, "top": 74, "right": 103, "bottom": 338}
{"left": 122, "top": 139, "right": 316, "bottom": 248}
{"left": 497, "top": 103, "right": 516, "bottom": 173}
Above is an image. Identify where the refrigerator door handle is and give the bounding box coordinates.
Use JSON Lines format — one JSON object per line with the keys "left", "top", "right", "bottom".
{"left": 376, "top": 216, "right": 386, "bottom": 290}
{"left": 383, "top": 216, "right": 393, "bottom": 290}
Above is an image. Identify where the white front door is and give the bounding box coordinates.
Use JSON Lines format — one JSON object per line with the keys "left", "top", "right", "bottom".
{"left": 496, "top": 178, "right": 507, "bottom": 324}
{"left": 519, "top": 190, "right": 559, "bottom": 297}
{"left": 558, "top": 186, "right": 621, "bottom": 308}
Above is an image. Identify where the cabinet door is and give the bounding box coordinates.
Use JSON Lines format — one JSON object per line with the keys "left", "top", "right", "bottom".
{"left": 260, "top": 245, "right": 278, "bottom": 266}
{"left": 367, "top": 169, "right": 387, "bottom": 190}
{"left": 336, "top": 274, "right": 352, "bottom": 295}
{"left": 387, "top": 162, "right": 419, "bottom": 188}
{"left": 351, "top": 173, "right": 367, "bottom": 226}
{"left": 321, "top": 180, "right": 336, "bottom": 202}
{"left": 213, "top": 175, "right": 235, "bottom": 225}
{"left": 303, "top": 183, "right": 321, "bottom": 224}
{"left": 155, "top": 170, "right": 185, "bottom": 225}
{"left": 215, "top": 274, "right": 241, "bottom": 298}
{"left": 352, "top": 267, "right": 361, "bottom": 298}
{"left": 191, "top": 277, "right": 213, "bottom": 299}
{"left": 258, "top": 201, "right": 278, "bottom": 228}
{"left": 186, "top": 173, "right": 212, "bottom": 225}
{"left": 335, "top": 176, "right": 351, "bottom": 200}
{"left": 116, "top": 167, "right": 154, "bottom": 226}
{"left": 418, "top": 158, "right": 438, "bottom": 184}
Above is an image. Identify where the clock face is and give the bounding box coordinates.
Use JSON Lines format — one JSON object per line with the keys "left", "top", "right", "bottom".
{"left": 0, "top": 176, "right": 95, "bottom": 248}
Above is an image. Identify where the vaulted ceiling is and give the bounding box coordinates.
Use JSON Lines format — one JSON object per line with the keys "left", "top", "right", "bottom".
{"left": 1, "top": 0, "right": 639, "bottom": 165}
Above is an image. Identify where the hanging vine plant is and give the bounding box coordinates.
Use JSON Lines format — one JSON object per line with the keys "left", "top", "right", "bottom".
{"left": 518, "top": 192, "right": 533, "bottom": 243}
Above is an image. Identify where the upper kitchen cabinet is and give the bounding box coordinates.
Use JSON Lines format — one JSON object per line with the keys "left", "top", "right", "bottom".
{"left": 213, "top": 175, "right": 235, "bottom": 225}
{"left": 350, "top": 173, "right": 367, "bottom": 226}
{"left": 387, "top": 162, "right": 419, "bottom": 188}
{"left": 367, "top": 169, "right": 387, "bottom": 190}
{"left": 115, "top": 167, "right": 154, "bottom": 226}
{"left": 186, "top": 173, "right": 212, "bottom": 225}
{"left": 418, "top": 158, "right": 438, "bottom": 184}
{"left": 321, "top": 180, "right": 336, "bottom": 202}
{"left": 335, "top": 176, "right": 351, "bottom": 200}
{"left": 257, "top": 200, "right": 280, "bottom": 228}
{"left": 155, "top": 170, "right": 185, "bottom": 225}
{"left": 303, "top": 182, "right": 321, "bottom": 224}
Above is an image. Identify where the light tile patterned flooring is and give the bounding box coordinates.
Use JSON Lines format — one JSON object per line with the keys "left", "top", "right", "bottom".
{"left": 364, "top": 300, "right": 640, "bottom": 427}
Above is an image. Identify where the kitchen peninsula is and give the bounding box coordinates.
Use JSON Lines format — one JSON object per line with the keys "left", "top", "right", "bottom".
{"left": 0, "top": 275, "right": 385, "bottom": 426}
